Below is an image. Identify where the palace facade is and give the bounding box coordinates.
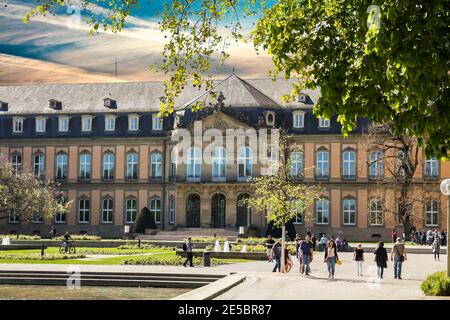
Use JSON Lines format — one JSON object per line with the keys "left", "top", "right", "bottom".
{"left": 0, "top": 75, "right": 448, "bottom": 240}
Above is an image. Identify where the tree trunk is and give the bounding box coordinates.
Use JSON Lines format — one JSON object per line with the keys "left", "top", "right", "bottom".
{"left": 403, "top": 216, "right": 412, "bottom": 241}
{"left": 281, "top": 224, "right": 286, "bottom": 273}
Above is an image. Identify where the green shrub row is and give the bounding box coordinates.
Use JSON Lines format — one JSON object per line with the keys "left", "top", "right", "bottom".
{"left": 421, "top": 271, "right": 450, "bottom": 296}
{"left": 0, "top": 253, "right": 86, "bottom": 260}
{"left": 122, "top": 255, "right": 225, "bottom": 266}
{"left": 0, "top": 234, "right": 41, "bottom": 240}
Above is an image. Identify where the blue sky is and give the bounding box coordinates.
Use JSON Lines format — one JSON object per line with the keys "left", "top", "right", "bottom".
{"left": 0, "top": 0, "right": 273, "bottom": 84}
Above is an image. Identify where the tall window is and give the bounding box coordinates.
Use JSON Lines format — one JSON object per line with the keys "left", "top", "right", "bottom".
{"left": 369, "top": 151, "right": 384, "bottom": 179}
{"left": 342, "top": 149, "right": 356, "bottom": 180}
{"left": 187, "top": 147, "right": 201, "bottom": 181}
{"left": 152, "top": 114, "right": 162, "bottom": 130}
{"left": 81, "top": 115, "right": 93, "bottom": 132}
{"left": 12, "top": 117, "right": 24, "bottom": 133}
{"left": 78, "top": 198, "right": 90, "bottom": 223}
{"left": 79, "top": 153, "right": 92, "bottom": 181}
{"left": 126, "top": 153, "right": 138, "bottom": 180}
{"left": 150, "top": 198, "right": 161, "bottom": 224}
{"left": 369, "top": 199, "right": 383, "bottom": 226}
{"left": 212, "top": 147, "right": 226, "bottom": 181}
{"left": 105, "top": 115, "right": 116, "bottom": 131}
{"left": 238, "top": 147, "right": 252, "bottom": 180}
{"left": 150, "top": 153, "right": 162, "bottom": 180}
{"left": 292, "top": 200, "right": 303, "bottom": 224}
{"left": 318, "top": 117, "right": 330, "bottom": 128}
{"left": 10, "top": 153, "right": 22, "bottom": 174}
{"left": 125, "top": 198, "right": 137, "bottom": 223}
{"left": 425, "top": 156, "right": 438, "bottom": 179}
{"left": 55, "top": 153, "right": 68, "bottom": 181}
{"left": 102, "top": 198, "right": 114, "bottom": 223}
{"left": 128, "top": 114, "right": 139, "bottom": 131}
{"left": 425, "top": 200, "right": 439, "bottom": 226}
{"left": 9, "top": 212, "right": 19, "bottom": 223}
{"left": 293, "top": 111, "right": 305, "bottom": 128}
{"left": 33, "top": 153, "right": 45, "bottom": 178}
{"left": 316, "top": 149, "right": 329, "bottom": 180}
{"left": 343, "top": 198, "right": 356, "bottom": 225}
{"left": 58, "top": 116, "right": 69, "bottom": 132}
{"left": 290, "top": 151, "right": 303, "bottom": 178}
{"left": 169, "top": 198, "right": 175, "bottom": 224}
{"left": 35, "top": 117, "right": 46, "bottom": 133}
{"left": 54, "top": 196, "right": 67, "bottom": 223}
{"left": 316, "top": 199, "right": 330, "bottom": 224}
{"left": 102, "top": 153, "right": 115, "bottom": 181}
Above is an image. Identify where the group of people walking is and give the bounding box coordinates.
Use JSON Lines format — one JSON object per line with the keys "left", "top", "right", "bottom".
{"left": 266, "top": 233, "right": 410, "bottom": 280}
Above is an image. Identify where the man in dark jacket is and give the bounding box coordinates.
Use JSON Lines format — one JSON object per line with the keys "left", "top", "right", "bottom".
{"left": 271, "top": 239, "right": 282, "bottom": 272}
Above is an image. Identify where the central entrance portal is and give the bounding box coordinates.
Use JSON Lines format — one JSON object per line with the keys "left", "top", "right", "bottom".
{"left": 211, "top": 193, "right": 226, "bottom": 228}
{"left": 186, "top": 193, "right": 200, "bottom": 227}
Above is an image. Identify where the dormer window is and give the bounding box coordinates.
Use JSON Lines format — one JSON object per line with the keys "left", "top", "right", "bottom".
{"left": 293, "top": 111, "right": 305, "bottom": 128}
{"left": 49, "top": 99, "right": 62, "bottom": 110}
{"left": 105, "top": 114, "right": 116, "bottom": 132}
{"left": 104, "top": 98, "right": 117, "bottom": 109}
{"left": 58, "top": 116, "right": 70, "bottom": 132}
{"left": 298, "top": 94, "right": 307, "bottom": 103}
{"left": 12, "top": 116, "right": 24, "bottom": 133}
{"left": 265, "top": 111, "right": 276, "bottom": 126}
{"left": 128, "top": 114, "right": 140, "bottom": 131}
{"left": 35, "top": 117, "right": 46, "bottom": 133}
{"left": 0, "top": 101, "right": 8, "bottom": 111}
{"left": 81, "top": 115, "right": 93, "bottom": 132}
{"left": 152, "top": 114, "right": 162, "bottom": 131}
{"left": 318, "top": 117, "right": 330, "bottom": 128}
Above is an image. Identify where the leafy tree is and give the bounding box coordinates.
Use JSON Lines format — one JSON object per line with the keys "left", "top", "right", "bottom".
{"left": 0, "top": 154, "right": 68, "bottom": 223}
{"left": 132, "top": 207, "right": 157, "bottom": 233}
{"left": 23, "top": 0, "right": 450, "bottom": 157}
{"left": 240, "top": 137, "right": 323, "bottom": 272}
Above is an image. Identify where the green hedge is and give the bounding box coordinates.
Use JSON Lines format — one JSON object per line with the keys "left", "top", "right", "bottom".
{"left": 123, "top": 255, "right": 224, "bottom": 266}
{"left": 0, "top": 253, "right": 86, "bottom": 260}
{"left": 0, "top": 234, "right": 41, "bottom": 240}
{"left": 421, "top": 271, "right": 450, "bottom": 296}
{"left": 117, "top": 243, "right": 175, "bottom": 251}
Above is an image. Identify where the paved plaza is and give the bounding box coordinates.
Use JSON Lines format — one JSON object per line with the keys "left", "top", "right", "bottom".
{"left": 215, "top": 252, "right": 449, "bottom": 300}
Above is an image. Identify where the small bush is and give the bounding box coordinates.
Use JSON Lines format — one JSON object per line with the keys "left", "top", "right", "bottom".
{"left": 421, "top": 271, "right": 450, "bottom": 296}
{"left": 132, "top": 207, "right": 157, "bottom": 233}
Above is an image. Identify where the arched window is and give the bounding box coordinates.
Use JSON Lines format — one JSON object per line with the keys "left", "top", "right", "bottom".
{"left": 369, "top": 151, "right": 384, "bottom": 179}
{"left": 211, "top": 193, "right": 226, "bottom": 228}
{"left": 342, "top": 198, "right": 356, "bottom": 225}
{"left": 55, "top": 152, "right": 68, "bottom": 181}
{"left": 150, "top": 153, "right": 162, "bottom": 180}
{"left": 79, "top": 153, "right": 91, "bottom": 181}
{"left": 187, "top": 147, "right": 201, "bottom": 181}
{"left": 150, "top": 198, "right": 161, "bottom": 224}
{"left": 290, "top": 150, "right": 303, "bottom": 178}
{"left": 33, "top": 153, "right": 45, "bottom": 179}
{"left": 315, "top": 199, "right": 330, "bottom": 224}
{"left": 369, "top": 199, "right": 383, "bottom": 226}
{"left": 238, "top": 147, "right": 252, "bottom": 180}
{"left": 78, "top": 198, "right": 90, "bottom": 223}
{"left": 54, "top": 196, "right": 67, "bottom": 223}
{"left": 10, "top": 153, "right": 22, "bottom": 174}
{"left": 342, "top": 149, "right": 356, "bottom": 180}
{"left": 424, "top": 156, "right": 439, "bottom": 179}
{"left": 125, "top": 197, "right": 137, "bottom": 223}
{"left": 237, "top": 193, "right": 251, "bottom": 227}
{"left": 316, "top": 149, "right": 329, "bottom": 180}
{"left": 102, "top": 152, "right": 115, "bottom": 181}
{"left": 212, "top": 147, "right": 226, "bottom": 181}
{"left": 186, "top": 193, "right": 200, "bottom": 227}
{"left": 425, "top": 200, "right": 439, "bottom": 226}
{"left": 126, "top": 152, "right": 139, "bottom": 180}
{"left": 102, "top": 197, "right": 114, "bottom": 223}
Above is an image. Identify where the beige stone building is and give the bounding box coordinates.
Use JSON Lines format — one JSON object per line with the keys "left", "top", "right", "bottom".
{"left": 0, "top": 75, "right": 448, "bottom": 240}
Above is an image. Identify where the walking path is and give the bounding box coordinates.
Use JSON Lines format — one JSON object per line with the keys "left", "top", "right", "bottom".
{"left": 214, "top": 252, "right": 449, "bottom": 300}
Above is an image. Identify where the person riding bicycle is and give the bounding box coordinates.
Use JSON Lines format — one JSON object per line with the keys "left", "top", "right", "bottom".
{"left": 62, "top": 232, "right": 71, "bottom": 253}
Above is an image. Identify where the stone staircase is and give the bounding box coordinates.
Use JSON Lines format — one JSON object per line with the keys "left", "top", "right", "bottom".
{"left": 0, "top": 270, "right": 224, "bottom": 288}
{"left": 139, "top": 228, "right": 239, "bottom": 241}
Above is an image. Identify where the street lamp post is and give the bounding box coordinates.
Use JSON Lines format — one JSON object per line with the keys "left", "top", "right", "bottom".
{"left": 440, "top": 179, "right": 450, "bottom": 278}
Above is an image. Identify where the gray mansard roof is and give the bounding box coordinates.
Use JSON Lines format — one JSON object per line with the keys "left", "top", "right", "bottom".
{"left": 0, "top": 75, "right": 320, "bottom": 115}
